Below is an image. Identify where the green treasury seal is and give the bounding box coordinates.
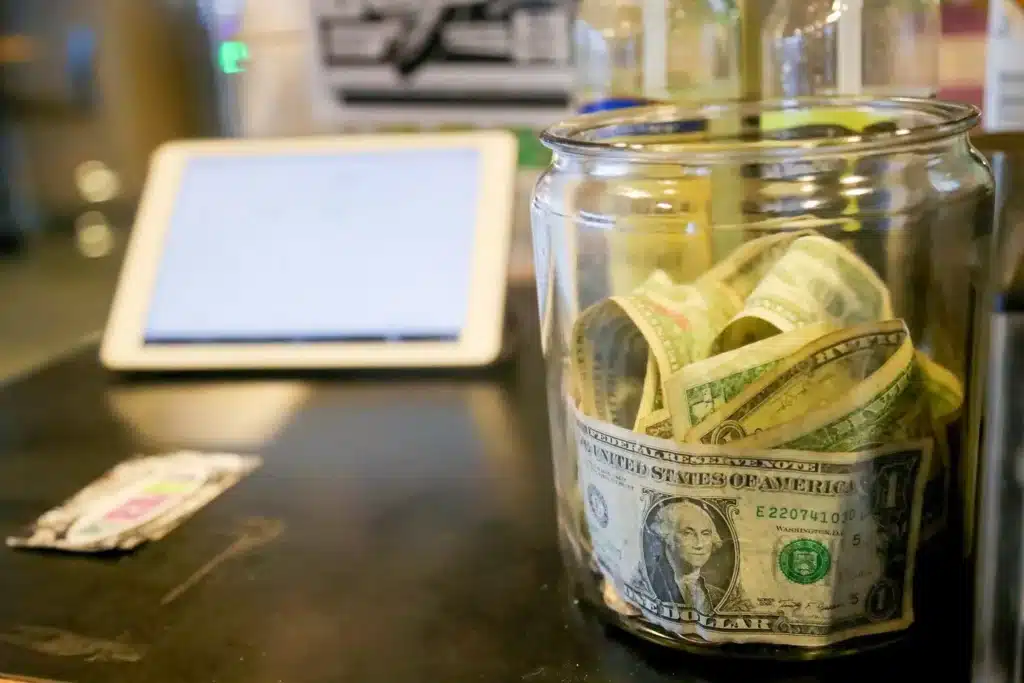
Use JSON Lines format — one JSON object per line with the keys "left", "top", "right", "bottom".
{"left": 778, "top": 539, "right": 831, "bottom": 585}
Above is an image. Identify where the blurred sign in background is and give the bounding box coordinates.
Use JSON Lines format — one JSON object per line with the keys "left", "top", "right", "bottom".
{"left": 208, "top": 0, "right": 573, "bottom": 136}
{"left": 310, "top": 0, "right": 573, "bottom": 129}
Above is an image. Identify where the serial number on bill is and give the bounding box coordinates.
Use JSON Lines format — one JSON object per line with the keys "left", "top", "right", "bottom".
{"left": 755, "top": 506, "right": 868, "bottom": 523}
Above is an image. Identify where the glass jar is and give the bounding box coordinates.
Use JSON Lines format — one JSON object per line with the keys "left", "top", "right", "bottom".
{"left": 530, "top": 98, "right": 993, "bottom": 659}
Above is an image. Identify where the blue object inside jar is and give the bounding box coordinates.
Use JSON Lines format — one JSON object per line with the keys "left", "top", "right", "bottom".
{"left": 577, "top": 98, "right": 659, "bottom": 115}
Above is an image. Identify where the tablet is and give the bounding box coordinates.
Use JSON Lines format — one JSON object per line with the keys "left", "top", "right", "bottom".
{"left": 101, "top": 132, "right": 518, "bottom": 371}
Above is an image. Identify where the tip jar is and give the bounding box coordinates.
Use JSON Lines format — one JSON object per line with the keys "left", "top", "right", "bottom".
{"left": 529, "top": 98, "right": 993, "bottom": 659}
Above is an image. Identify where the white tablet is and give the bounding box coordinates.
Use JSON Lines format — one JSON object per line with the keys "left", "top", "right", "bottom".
{"left": 101, "top": 132, "right": 518, "bottom": 371}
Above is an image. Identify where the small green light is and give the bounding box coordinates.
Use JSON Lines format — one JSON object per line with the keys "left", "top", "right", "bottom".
{"left": 219, "top": 41, "right": 248, "bottom": 74}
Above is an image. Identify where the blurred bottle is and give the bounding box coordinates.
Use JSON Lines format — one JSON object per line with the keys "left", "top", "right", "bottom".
{"left": 573, "top": 0, "right": 646, "bottom": 111}
{"left": 985, "top": 0, "right": 1024, "bottom": 131}
{"left": 572, "top": 0, "right": 740, "bottom": 113}
{"left": 761, "top": 0, "right": 836, "bottom": 98}
{"left": 862, "top": 0, "right": 940, "bottom": 97}
{"left": 664, "top": 0, "right": 740, "bottom": 100}
{"left": 762, "top": 0, "right": 940, "bottom": 98}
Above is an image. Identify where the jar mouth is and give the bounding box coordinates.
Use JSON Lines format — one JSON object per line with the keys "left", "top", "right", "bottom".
{"left": 540, "top": 97, "right": 981, "bottom": 163}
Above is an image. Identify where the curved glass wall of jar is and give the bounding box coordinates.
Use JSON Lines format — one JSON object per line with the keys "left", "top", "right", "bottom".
{"left": 530, "top": 98, "right": 992, "bottom": 659}
{"left": 762, "top": 0, "right": 941, "bottom": 98}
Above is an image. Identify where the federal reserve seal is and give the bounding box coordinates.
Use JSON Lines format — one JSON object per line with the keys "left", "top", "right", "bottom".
{"left": 587, "top": 484, "right": 609, "bottom": 528}
{"left": 708, "top": 421, "right": 747, "bottom": 444}
{"left": 778, "top": 539, "right": 831, "bottom": 585}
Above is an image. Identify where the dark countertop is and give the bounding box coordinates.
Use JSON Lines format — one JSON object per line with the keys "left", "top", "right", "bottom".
{"left": 1, "top": 139, "right": 1022, "bottom": 683}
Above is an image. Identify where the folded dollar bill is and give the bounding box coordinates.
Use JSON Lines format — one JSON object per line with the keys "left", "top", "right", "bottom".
{"left": 574, "top": 403, "right": 931, "bottom": 647}
{"left": 7, "top": 451, "right": 261, "bottom": 553}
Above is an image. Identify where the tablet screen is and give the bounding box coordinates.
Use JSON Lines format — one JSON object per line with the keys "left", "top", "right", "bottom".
{"left": 143, "top": 148, "right": 481, "bottom": 344}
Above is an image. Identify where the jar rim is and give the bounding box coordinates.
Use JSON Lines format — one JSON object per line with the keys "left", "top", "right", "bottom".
{"left": 539, "top": 97, "right": 981, "bottom": 163}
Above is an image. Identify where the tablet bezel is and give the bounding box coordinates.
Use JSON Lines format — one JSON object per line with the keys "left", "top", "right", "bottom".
{"left": 101, "top": 132, "right": 518, "bottom": 370}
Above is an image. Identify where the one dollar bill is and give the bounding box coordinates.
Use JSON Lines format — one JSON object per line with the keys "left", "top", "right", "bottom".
{"left": 687, "top": 320, "right": 916, "bottom": 449}
{"left": 573, "top": 403, "right": 931, "bottom": 647}
{"left": 714, "top": 235, "right": 894, "bottom": 353}
{"left": 683, "top": 318, "right": 957, "bottom": 541}
{"left": 663, "top": 322, "right": 835, "bottom": 440}
{"left": 572, "top": 274, "right": 741, "bottom": 429}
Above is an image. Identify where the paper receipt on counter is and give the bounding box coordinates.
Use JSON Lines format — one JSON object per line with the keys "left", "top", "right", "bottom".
{"left": 6, "top": 451, "right": 261, "bottom": 553}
